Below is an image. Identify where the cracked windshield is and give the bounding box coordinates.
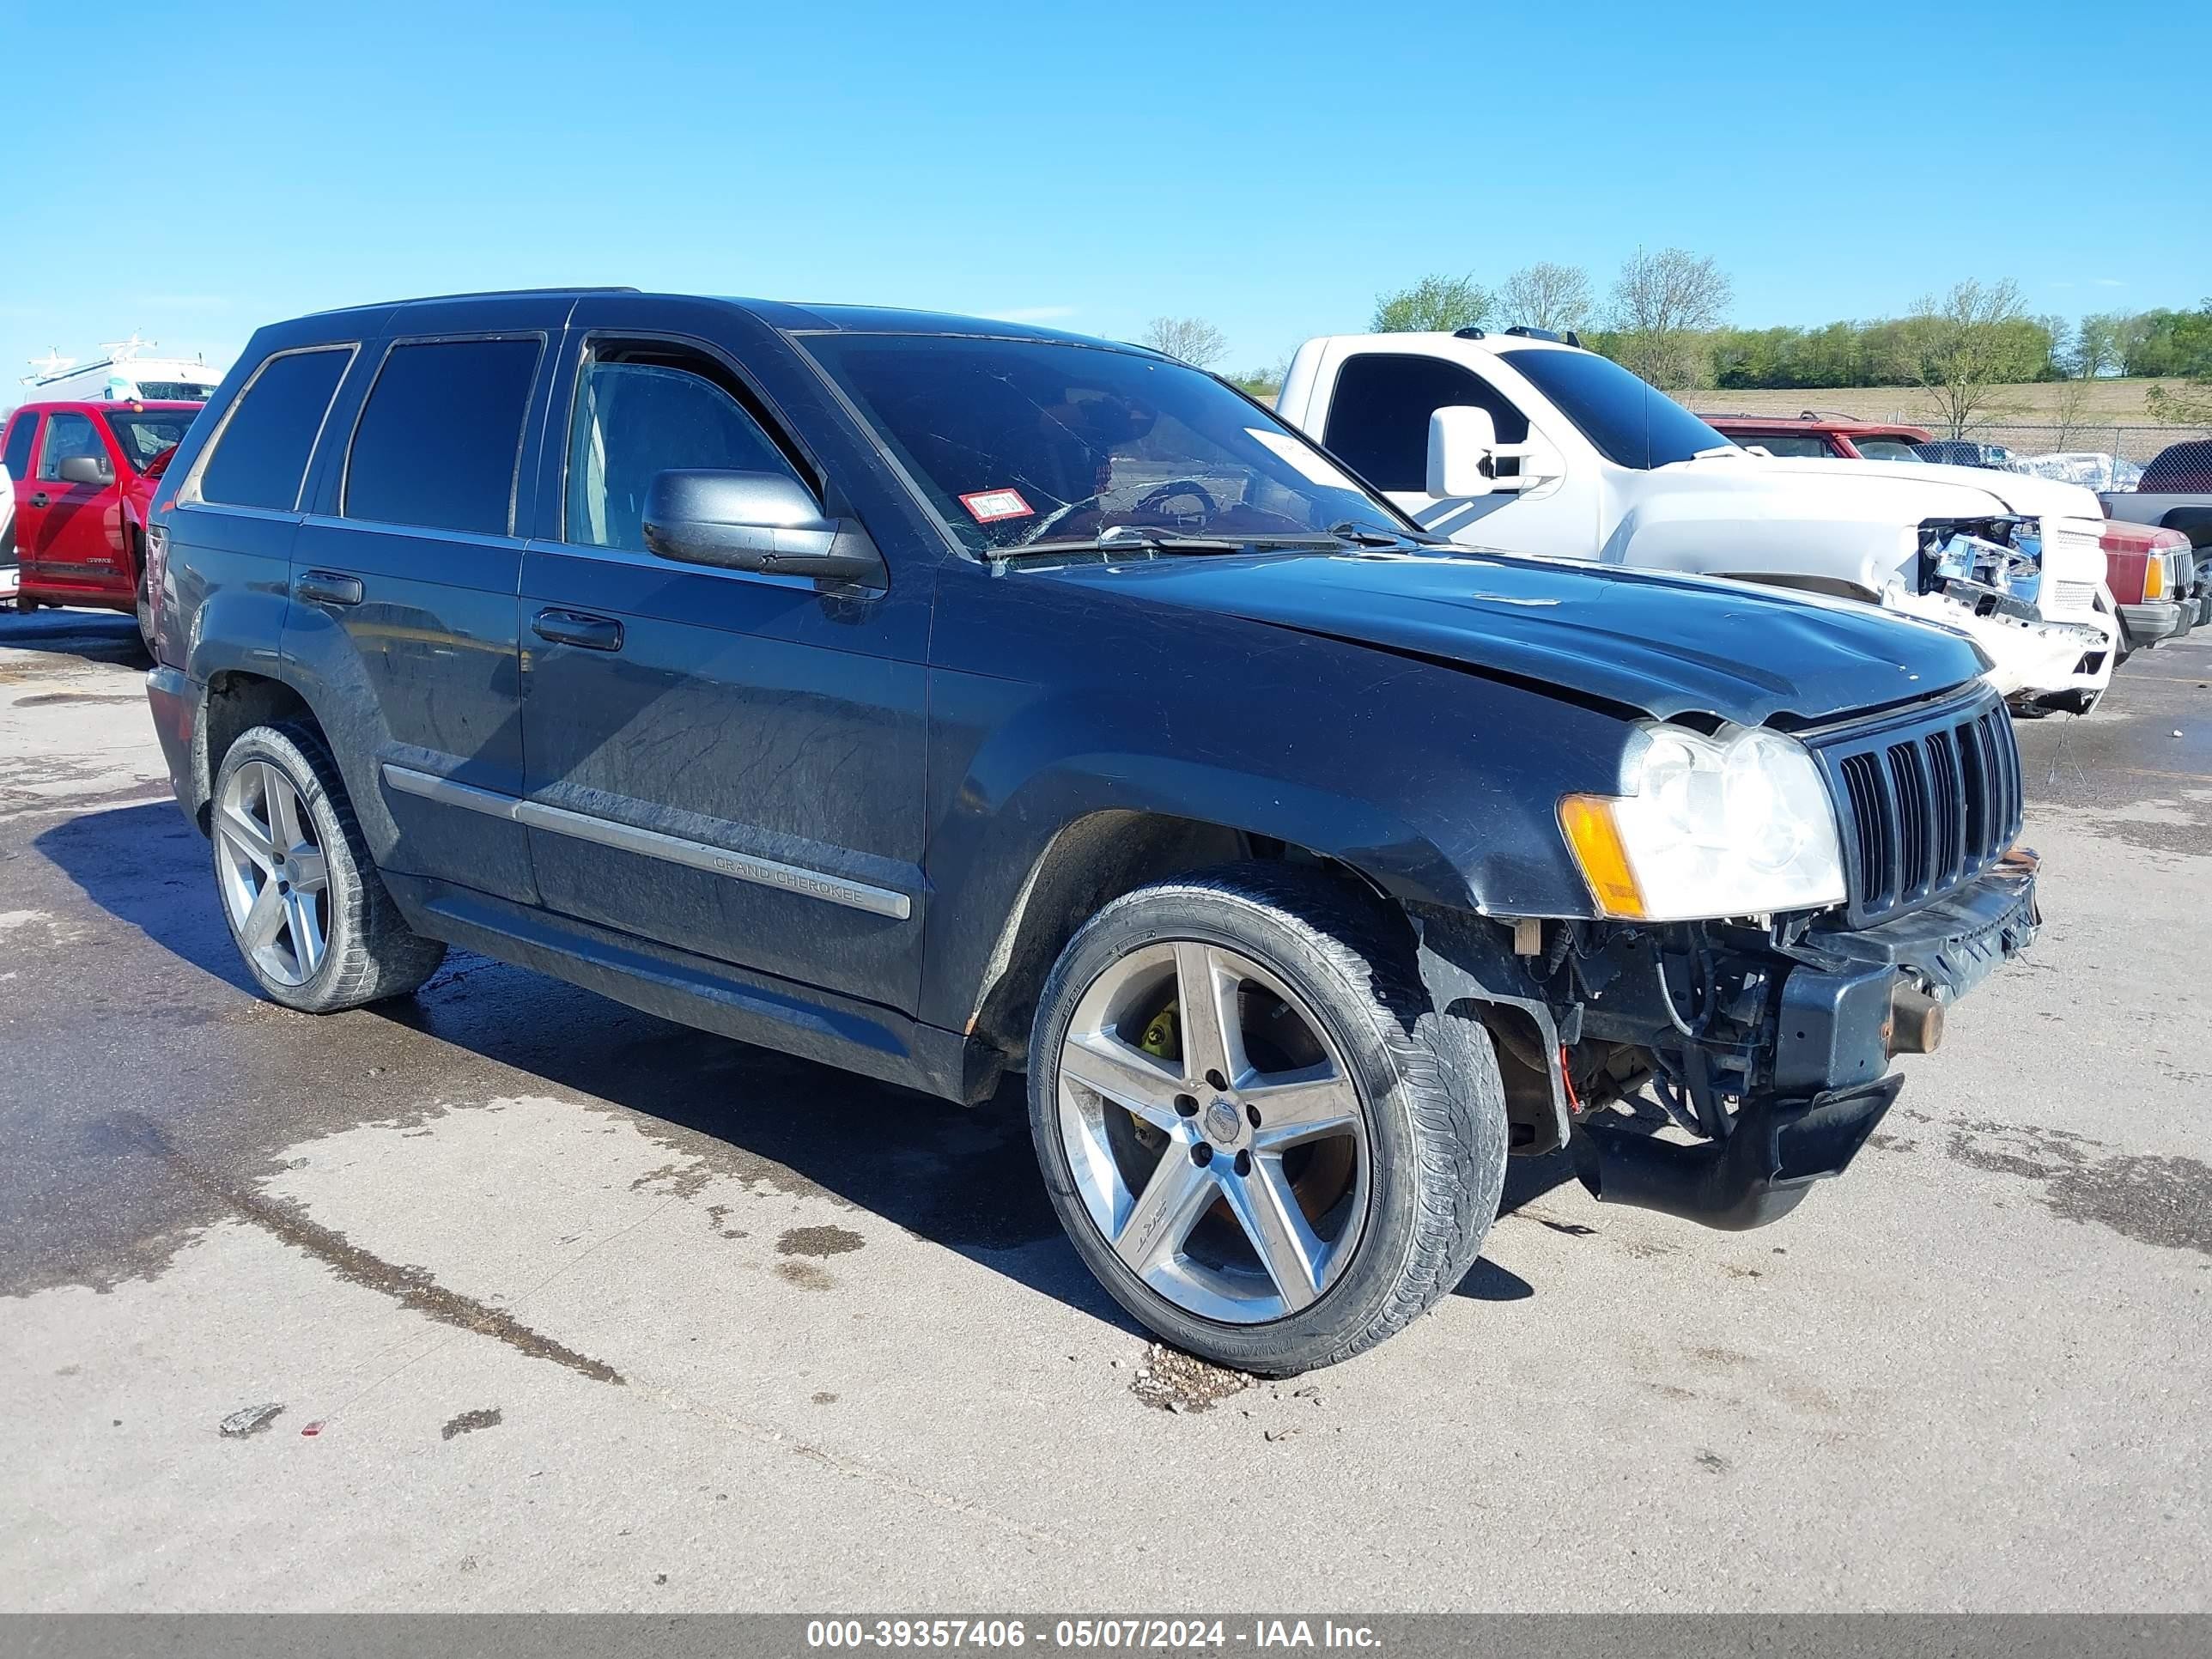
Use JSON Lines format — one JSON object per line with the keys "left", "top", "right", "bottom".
{"left": 800, "top": 332, "right": 1411, "bottom": 555}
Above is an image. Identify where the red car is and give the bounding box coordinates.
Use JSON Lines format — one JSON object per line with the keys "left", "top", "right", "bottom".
{"left": 1701, "top": 411, "right": 1936, "bottom": 461}
{"left": 0, "top": 398, "right": 202, "bottom": 651}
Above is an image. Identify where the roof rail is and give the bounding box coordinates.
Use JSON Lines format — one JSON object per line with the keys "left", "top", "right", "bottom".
{"left": 312, "top": 285, "right": 642, "bottom": 314}
{"left": 1452, "top": 326, "right": 1486, "bottom": 340}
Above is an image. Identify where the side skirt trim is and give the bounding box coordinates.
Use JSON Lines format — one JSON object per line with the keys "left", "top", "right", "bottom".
{"left": 380, "top": 762, "right": 914, "bottom": 921}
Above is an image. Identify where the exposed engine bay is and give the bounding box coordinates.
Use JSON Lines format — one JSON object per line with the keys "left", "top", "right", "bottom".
{"left": 1917, "top": 516, "right": 2045, "bottom": 618}
{"left": 1881, "top": 514, "right": 2113, "bottom": 708}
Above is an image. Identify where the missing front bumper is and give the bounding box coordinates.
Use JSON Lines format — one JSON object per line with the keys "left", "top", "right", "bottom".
{"left": 1569, "top": 860, "right": 2038, "bottom": 1231}
{"left": 1571, "top": 1075, "right": 1904, "bottom": 1231}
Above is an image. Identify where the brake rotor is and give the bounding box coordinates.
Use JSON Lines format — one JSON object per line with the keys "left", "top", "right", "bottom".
{"left": 1123, "top": 986, "right": 1356, "bottom": 1233}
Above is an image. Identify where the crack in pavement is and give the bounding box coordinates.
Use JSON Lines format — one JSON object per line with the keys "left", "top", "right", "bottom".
{"left": 106, "top": 1112, "right": 626, "bottom": 1386}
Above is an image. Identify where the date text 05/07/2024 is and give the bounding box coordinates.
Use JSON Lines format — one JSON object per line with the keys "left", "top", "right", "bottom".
{"left": 805, "top": 1619, "right": 1382, "bottom": 1650}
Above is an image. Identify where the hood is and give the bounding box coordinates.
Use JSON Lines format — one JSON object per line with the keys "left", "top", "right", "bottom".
{"left": 1040, "top": 549, "right": 1987, "bottom": 726}
{"left": 1736, "top": 453, "right": 2103, "bottom": 520}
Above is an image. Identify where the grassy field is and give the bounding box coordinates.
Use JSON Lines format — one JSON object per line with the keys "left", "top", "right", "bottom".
{"left": 1674, "top": 379, "right": 2185, "bottom": 422}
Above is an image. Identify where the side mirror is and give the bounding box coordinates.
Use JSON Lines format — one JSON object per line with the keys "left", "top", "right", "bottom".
{"left": 1426, "top": 406, "right": 1496, "bottom": 498}
{"left": 641, "top": 471, "right": 887, "bottom": 585}
{"left": 58, "top": 454, "right": 114, "bottom": 487}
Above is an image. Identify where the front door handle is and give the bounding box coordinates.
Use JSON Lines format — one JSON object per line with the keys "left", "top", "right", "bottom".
{"left": 29, "top": 493, "right": 49, "bottom": 507}
{"left": 295, "top": 570, "right": 364, "bottom": 607}
{"left": 532, "top": 609, "right": 623, "bottom": 652}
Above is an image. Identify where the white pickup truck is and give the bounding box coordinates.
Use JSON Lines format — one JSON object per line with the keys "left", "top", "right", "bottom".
{"left": 1278, "top": 330, "right": 2121, "bottom": 714}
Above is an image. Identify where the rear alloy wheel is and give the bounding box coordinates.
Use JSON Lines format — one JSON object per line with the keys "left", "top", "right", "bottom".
{"left": 134, "top": 556, "right": 156, "bottom": 659}
{"left": 216, "top": 756, "right": 332, "bottom": 989}
{"left": 1029, "top": 863, "right": 1508, "bottom": 1374}
{"left": 211, "top": 723, "right": 445, "bottom": 1012}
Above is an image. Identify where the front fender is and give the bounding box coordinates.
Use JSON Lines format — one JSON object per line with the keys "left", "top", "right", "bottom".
{"left": 916, "top": 571, "right": 1633, "bottom": 1035}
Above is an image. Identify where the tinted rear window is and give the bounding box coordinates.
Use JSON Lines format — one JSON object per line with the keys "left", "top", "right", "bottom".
{"left": 1733, "top": 433, "right": 1831, "bottom": 458}
{"left": 1498, "top": 348, "right": 1728, "bottom": 469}
{"left": 198, "top": 349, "right": 352, "bottom": 510}
{"left": 343, "top": 338, "right": 542, "bottom": 536}
{"left": 2141, "top": 440, "right": 2212, "bottom": 494}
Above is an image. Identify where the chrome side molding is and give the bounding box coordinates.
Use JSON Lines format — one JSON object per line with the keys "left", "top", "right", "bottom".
{"left": 380, "top": 763, "right": 913, "bottom": 921}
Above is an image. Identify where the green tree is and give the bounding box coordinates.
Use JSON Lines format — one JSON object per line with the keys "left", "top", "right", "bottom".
{"left": 2146, "top": 380, "right": 2212, "bottom": 423}
{"left": 1891, "top": 280, "right": 2042, "bottom": 437}
{"left": 1226, "top": 361, "right": 1288, "bottom": 403}
{"left": 1139, "top": 316, "right": 1229, "bottom": 368}
{"left": 1607, "top": 247, "right": 1732, "bottom": 389}
{"left": 2070, "top": 311, "right": 2134, "bottom": 378}
{"left": 1371, "top": 274, "right": 1493, "bottom": 334}
{"left": 1498, "top": 263, "right": 1593, "bottom": 333}
{"left": 2142, "top": 304, "right": 2212, "bottom": 423}
{"left": 2033, "top": 314, "right": 2072, "bottom": 381}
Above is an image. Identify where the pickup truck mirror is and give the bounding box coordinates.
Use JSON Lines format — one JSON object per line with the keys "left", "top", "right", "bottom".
{"left": 641, "top": 470, "right": 888, "bottom": 586}
{"left": 1426, "top": 406, "right": 1497, "bottom": 498}
{"left": 57, "top": 454, "right": 114, "bottom": 487}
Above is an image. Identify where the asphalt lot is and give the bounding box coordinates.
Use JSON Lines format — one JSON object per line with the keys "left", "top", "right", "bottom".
{"left": 2, "top": 610, "right": 2207, "bottom": 1612}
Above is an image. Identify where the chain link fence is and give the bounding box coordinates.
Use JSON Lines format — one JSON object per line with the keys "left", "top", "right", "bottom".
{"left": 1869, "top": 420, "right": 2212, "bottom": 467}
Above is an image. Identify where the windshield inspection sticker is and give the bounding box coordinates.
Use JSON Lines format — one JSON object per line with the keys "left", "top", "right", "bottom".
{"left": 959, "top": 488, "right": 1035, "bottom": 523}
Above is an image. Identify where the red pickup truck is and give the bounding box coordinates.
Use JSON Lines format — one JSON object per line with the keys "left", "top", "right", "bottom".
{"left": 1700, "top": 411, "right": 1936, "bottom": 460}
{"left": 0, "top": 398, "right": 201, "bottom": 652}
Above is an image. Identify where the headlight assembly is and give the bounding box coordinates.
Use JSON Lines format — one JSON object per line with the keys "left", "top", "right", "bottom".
{"left": 1559, "top": 724, "right": 1845, "bottom": 921}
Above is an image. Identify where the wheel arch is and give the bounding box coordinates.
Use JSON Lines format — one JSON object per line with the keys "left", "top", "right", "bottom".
{"left": 190, "top": 667, "right": 322, "bottom": 835}
{"left": 959, "top": 807, "right": 1411, "bottom": 1069}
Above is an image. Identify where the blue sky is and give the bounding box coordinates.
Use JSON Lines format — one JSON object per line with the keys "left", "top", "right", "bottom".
{"left": 3, "top": 0, "right": 2206, "bottom": 388}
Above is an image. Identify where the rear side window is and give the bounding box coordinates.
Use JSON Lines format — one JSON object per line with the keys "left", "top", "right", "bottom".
{"left": 1320, "top": 354, "right": 1531, "bottom": 493}
{"left": 198, "top": 348, "right": 352, "bottom": 510}
{"left": 2, "top": 414, "right": 33, "bottom": 483}
{"left": 1736, "top": 434, "right": 1831, "bottom": 458}
{"left": 344, "top": 338, "right": 542, "bottom": 536}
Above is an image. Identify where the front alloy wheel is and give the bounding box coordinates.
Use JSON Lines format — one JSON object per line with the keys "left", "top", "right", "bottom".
{"left": 1057, "top": 939, "right": 1370, "bottom": 1323}
{"left": 1030, "top": 864, "right": 1509, "bottom": 1375}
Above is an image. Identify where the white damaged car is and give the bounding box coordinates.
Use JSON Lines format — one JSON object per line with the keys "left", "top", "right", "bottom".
{"left": 1279, "top": 330, "right": 2120, "bottom": 714}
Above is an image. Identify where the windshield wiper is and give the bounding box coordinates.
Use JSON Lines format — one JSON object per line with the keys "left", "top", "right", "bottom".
{"left": 1325, "top": 520, "right": 1448, "bottom": 549}
{"left": 990, "top": 525, "right": 1335, "bottom": 561}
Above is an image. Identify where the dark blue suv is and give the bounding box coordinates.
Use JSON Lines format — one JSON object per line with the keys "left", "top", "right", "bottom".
{"left": 143, "top": 289, "right": 2039, "bottom": 1372}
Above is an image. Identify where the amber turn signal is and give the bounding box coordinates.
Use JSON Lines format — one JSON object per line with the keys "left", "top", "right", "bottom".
{"left": 1558, "top": 794, "right": 1648, "bottom": 920}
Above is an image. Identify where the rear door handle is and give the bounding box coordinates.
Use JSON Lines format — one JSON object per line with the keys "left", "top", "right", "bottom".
{"left": 532, "top": 608, "right": 623, "bottom": 652}
{"left": 29, "top": 493, "right": 49, "bottom": 507}
{"left": 295, "top": 570, "right": 364, "bottom": 607}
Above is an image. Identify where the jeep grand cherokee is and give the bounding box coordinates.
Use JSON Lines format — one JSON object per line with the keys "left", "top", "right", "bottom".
{"left": 142, "top": 289, "right": 2039, "bottom": 1373}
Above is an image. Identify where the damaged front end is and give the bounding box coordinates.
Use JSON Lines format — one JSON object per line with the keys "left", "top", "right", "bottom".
{"left": 1415, "top": 684, "right": 2040, "bottom": 1231}
{"left": 1881, "top": 515, "right": 2116, "bottom": 712}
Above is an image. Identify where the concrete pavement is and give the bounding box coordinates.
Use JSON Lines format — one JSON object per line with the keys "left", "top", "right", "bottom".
{"left": 2, "top": 611, "right": 2207, "bottom": 1611}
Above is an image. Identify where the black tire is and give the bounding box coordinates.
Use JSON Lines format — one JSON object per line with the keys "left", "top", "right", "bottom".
{"left": 1028, "top": 862, "right": 1508, "bottom": 1375}
{"left": 210, "top": 721, "right": 447, "bottom": 1012}
{"left": 133, "top": 543, "right": 156, "bottom": 659}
